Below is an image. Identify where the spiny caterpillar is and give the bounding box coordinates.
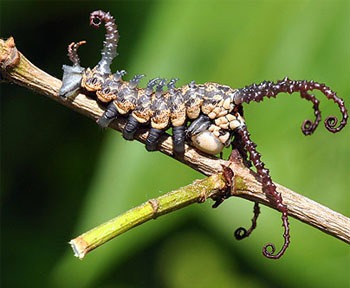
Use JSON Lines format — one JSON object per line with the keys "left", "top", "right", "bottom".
{"left": 59, "top": 10, "right": 348, "bottom": 259}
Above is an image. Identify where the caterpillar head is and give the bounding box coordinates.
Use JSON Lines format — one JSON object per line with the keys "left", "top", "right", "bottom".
{"left": 190, "top": 129, "right": 230, "bottom": 155}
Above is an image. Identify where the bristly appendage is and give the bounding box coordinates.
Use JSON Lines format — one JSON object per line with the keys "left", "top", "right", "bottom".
{"left": 234, "top": 78, "right": 348, "bottom": 135}
{"left": 90, "top": 10, "right": 119, "bottom": 75}
{"left": 234, "top": 202, "right": 260, "bottom": 240}
{"left": 234, "top": 125, "right": 290, "bottom": 259}
{"left": 58, "top": 10, "right": 348, "bottom": 259}
{"left": 67, "top": 41, "right": 86, "bottom": 67}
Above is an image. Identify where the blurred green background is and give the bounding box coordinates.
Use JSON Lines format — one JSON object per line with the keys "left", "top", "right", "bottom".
{"left": 1, "top": 0, "right": 349, "bottom": 287}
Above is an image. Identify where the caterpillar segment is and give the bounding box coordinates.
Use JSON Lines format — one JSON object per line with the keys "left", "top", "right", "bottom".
{"left": 168, "top": 78, "right": 187, "bottom": 155}
{"left": 95, "top": 70, "right": 126, "bottom": 102}
{"left": 124, "top": 78, "right": 159, "bottom": 140}
{"left": 58, "top": 10, "right": 348, "bottom": 259}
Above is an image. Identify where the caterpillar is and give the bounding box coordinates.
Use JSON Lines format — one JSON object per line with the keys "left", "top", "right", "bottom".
{"left": 58, "top": 10, "right": 348, "bottom": 259}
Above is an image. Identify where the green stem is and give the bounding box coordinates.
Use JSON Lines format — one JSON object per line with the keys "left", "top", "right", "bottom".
{"left": 70, "top": 174, "right": 226, "bottom": 259}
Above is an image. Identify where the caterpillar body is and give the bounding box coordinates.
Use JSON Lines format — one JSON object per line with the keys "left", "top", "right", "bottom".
{"left": 59, "top": 10, "right": 348, "bottom": 259}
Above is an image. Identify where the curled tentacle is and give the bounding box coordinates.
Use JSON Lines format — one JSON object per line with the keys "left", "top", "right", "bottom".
{"left": 234, "top": 125, "right": 290, "bottom": 259}
{"left": 90, "top": 10, "right": 119, "bottom": 74}
{"left": 299, "top": 89, "right": 321, "bottom": 135}
{"left": 234, "top": 202, "right": 260, "bottom": 240}
{"left": 233, "top": 77, "right": 348, "bottom": 135}
{"left": 262, "top": 211, "right": 290, "bottom": 259}
{"left": 67, "top": 41, "right": 86, "bottom": 66}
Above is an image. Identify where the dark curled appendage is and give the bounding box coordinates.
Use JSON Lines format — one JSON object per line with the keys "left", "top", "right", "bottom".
{"left": 235, "top": 77, "right": 348, "bottom": 134}
{"left": 90, "top": 10, "right": 119, "bottom": 74}
{"left": 233, "top": 125, "right": 290, "bottom": 259}
{"left": 234, "top": 202, "right": 260, "bottom": 240}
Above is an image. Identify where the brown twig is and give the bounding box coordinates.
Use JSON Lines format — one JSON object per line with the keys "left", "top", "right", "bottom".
{"left": 1, "top": 37, "right": 349, "bottom": 248}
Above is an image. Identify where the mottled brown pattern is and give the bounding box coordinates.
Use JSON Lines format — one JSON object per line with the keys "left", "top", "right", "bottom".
{"left": 81, "top": 67, "right": 105, "bottom": 93}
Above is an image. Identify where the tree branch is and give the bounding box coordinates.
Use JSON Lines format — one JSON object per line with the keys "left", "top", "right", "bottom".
{"left": 1, "top": 37, "right": 349, "bottom": 258}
